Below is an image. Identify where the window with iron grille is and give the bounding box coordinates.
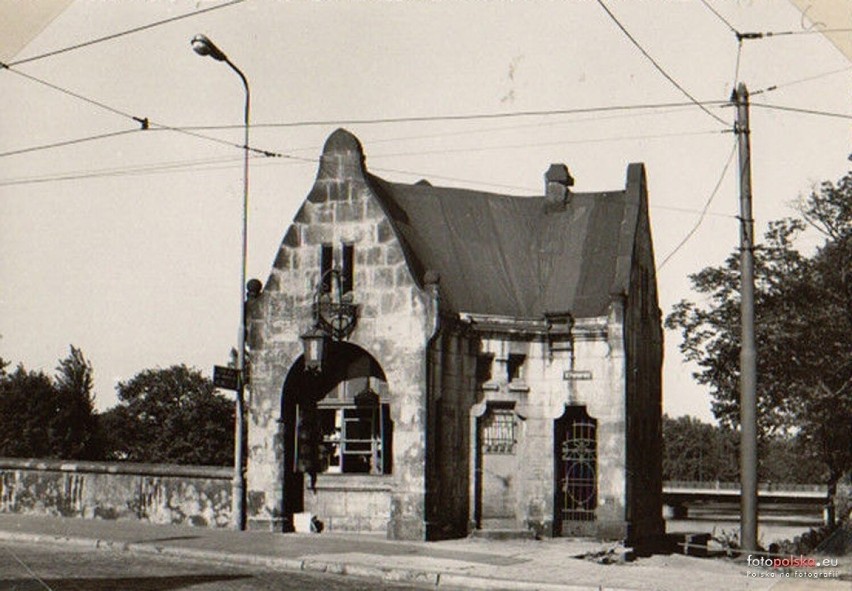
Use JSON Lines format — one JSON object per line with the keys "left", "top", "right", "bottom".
{"left": 482, "top": 406, "right": 516, "bottom": 454}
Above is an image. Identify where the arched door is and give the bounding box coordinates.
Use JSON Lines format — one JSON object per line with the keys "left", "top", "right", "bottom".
{"left": 554, "top": 405, "right": 597, "bottom": 536}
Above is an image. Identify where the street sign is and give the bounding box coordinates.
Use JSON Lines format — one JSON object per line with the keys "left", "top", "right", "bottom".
{"left": 213, "top": 365, "right": 241, "bottom": 391}
{"left": 563, "top": 370, "right": 593, "bottom": 381}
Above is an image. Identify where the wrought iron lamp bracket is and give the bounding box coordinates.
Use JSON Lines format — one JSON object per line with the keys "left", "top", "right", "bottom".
{"left": 312, "top": 268, "right": 358, "bottom": 341}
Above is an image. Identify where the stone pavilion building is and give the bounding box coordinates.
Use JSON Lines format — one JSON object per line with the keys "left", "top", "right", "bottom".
{"left": 244, "top": 129, "right": 664, "bottom": 545}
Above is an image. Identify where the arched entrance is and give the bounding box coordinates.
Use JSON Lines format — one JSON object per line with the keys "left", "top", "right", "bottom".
{"left": 280, "top": 342, "right": 391, "bottom": 531}
{"left": 553, "top": 405, "right": 598, "bottom": 536}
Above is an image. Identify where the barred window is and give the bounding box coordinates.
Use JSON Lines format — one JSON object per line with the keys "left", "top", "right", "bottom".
{"left": 482, "top": 406, "right": 516, "bottom": 454}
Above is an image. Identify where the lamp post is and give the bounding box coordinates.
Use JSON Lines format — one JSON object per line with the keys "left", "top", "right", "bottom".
{"left": 191, "top": 33, "right": 249, "bottom": 531}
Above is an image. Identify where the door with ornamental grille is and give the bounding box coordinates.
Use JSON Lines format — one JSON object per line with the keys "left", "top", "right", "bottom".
{"left": 554, "top": 406, "right": 597, "bottom": 536}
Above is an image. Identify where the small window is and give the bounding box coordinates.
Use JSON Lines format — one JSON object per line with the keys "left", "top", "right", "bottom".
{"left": 299, "top": 403, "right": 392, "bottom": 475}
{"left": 341, "top": 243, "right": 354, "bottom": 295}
{"left": 476, "top": 353, "right": 494, "bottom": 385}
{"left": 320, "top": 244, "right": 333, "bottom": 293}
{"left": 482, "top": 406, "right": 517, "bottom": 454}
{"left": 507, "top": 354, "right": 526, "bottom": 382}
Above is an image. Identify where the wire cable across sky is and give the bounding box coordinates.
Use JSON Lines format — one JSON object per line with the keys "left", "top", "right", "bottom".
{"left": 5, "top": 0, "right": 246, "bottom": 67}
{"left": 658, "top": 140, "right": 739, "bottom": 270}
{"left": 595, "top": 0, "right": 730, "bottom": 127}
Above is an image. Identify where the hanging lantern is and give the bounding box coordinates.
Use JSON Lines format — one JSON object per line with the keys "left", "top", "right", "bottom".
{"left": 300, "top": 327, "right": 326, "bottom": 373}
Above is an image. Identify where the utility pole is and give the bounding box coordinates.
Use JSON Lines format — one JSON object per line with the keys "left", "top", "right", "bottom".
{"left": 734, "top": 82, "right": 758, "bottom": 552}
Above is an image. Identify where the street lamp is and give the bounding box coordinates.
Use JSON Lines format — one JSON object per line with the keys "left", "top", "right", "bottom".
{"left": 191, "top": 33, "right": 250, "bottom": 531}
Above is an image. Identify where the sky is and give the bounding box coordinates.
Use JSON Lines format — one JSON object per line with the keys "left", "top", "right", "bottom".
{"left": 1, "top": 0, "right": 849, "bottom": 420}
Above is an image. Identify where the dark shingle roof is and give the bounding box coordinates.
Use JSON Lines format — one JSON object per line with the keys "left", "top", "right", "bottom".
{"left": 307, "top": 129, "right": 646, "bottom": 320}
{"left": 368, "top": 173, "right": 641, "bottom": 319}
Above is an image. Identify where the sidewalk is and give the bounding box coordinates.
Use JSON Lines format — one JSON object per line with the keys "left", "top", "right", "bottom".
{"left": 0, "top": 514, "right": 847, "bottom": 591}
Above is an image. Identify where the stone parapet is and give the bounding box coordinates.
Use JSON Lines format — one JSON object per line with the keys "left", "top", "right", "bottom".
{"left": 0, "top": 457, "right": 232, "bottom": 528}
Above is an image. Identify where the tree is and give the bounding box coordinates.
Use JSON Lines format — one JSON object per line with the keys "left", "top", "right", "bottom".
{"left": 0, "top": 365, "right": 60, "bottom": 458}
{"left": 666, "top": 171, "right": 851, "bottom": 515}
{"left": 662, "top": 414, "right": 738, "bottom": 482}
{"left": 0, "top": 347, "right": 103, "bottom": 460}
{"left": 101, "top": 365, "right": 234, "bottom": 466}
{"left": 53, "top": 346, "right": 103, "bottom": 459}
{"left": 663, "top": 414, "right": 825, "bottom": 484}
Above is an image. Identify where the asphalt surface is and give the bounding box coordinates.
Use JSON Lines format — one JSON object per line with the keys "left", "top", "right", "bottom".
{"left": 0, "top": 541, "right": 426, "bottom": 591}
{"left": 0, "top": 515, "right": 848, "bottom": 591}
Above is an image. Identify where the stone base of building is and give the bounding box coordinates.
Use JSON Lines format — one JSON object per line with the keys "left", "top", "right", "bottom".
{"left": 247, "top": 517, "right": 290, "bottom": 532}
{"left": 595, "top": 519, "right": 630, "bottom": 540}
{"left": 525, "top": 519, "right": 553, "bottom": 538}
{"left": 388, "top": 517, "right": 427, "bottom": 541}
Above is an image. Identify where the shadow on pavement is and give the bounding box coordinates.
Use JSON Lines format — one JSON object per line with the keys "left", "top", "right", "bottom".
{"left": 0, "top": 573, "right": 251, "bottom": 590}
{"left": 130, "top": 535, "right": 202, "bottom": 544}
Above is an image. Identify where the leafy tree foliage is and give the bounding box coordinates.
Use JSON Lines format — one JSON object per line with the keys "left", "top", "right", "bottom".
{"left": 0, "top": 346, "right": 102, "bottom": 459}
{"left": 0, "top": 365, "right": 60, "bottom": 457}
{"left": 663, "top": 414, "right": 825, "bottom": 484}
{"left": 53, "top": 346, "right": 103, "bottom": 459}
{"left": 101, "top": 365, "right": 234, "bottom": 466}
{"left": 663, "top": 414, "right": 738, "bottom": 482}
{"left": 666, "top": 171, "right": 852, "bottom": 497}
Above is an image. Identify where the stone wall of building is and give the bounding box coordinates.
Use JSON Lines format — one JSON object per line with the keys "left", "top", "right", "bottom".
{"left": 0, "top": 457, "right": 232, "bottom": 527}
{"left": 303, "top": 474, "right": 392, "bottom": 532}
{"left": 425, "top": 329, "right": 479, "bottom": 540}
{"left": 245, "top": 130, "right": 438, "bottom": 538}
{"left": 470, "top": 316, "right": 626, "bottom": 539}
{"left": 623, "top": 163, "right": 665, "bottom": 545}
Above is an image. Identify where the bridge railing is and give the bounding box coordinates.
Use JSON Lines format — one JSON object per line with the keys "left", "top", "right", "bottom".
{"left": 664, "top": 481, "right": 828, "bottom": 493}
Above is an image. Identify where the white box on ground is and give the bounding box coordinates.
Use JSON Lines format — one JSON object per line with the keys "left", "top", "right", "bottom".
{"left": 293, "top": 512, "right": 316, "bottom": 533}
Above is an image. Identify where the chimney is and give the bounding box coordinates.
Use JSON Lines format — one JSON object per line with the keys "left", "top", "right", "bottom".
{"left": 545, "top": 163, "right": 574, "bottom": 210}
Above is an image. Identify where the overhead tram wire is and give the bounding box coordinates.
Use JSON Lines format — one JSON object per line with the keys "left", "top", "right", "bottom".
{"left": 697, "top": 0, "right": 852, "bottom": 40}
{"left": 752, "top": 65, "right": 852, "bottom": 95}
{"left": 0, "top": 136, "right": 741, "bottom": 223}
{"left": 0, "top": 98, "right": 731, "bottom": 160}
{"left": 176, "top": 100, "right": 732, "bottom": 130}
{"left": 16, "top": 94, "right": 844, "bottom": 165}
{"left": 698, "top": 0, "right": 738, "bottom": 36}
{"left": 658, "top": 139, "right": 738, "bottom": 270}
{"left": 0, "top": 154, "right": 254, "bottom": 187}
{"left": 3, "top": 65, "right": 138, "bottom": 120}
{"left": 733, "top": 39, "right": 743, "bottom": 86}
{"left": 0, "top": 127, "right": 727, "bottom": 188}
{"left": 749, "top": 103, "right": 852, "bottom": 121}
{"left": 349, "top": 104, "right": 701, "bottom": 148}
{"left": 5, "top": 0, "right": 246, "bottom": 67}
{"left": 740, "top": 28, "right": 852, "bottom": 39}
{"left": 595, "top": 0, "right": 730, "bottom": 127}
{"left": 697, "top": 0, "right": 850, "bottom": 94}
{"left": 367, "top": 129, "right": 727, "bottom": 159}
{"left": 0, "top": 129, "right": 140, "bottom": 158}
{"left": 697, "top": 0, "right": 746, "bottom": 105}
{"left": 0, "top": 64, "right": 286, "bottom": 159}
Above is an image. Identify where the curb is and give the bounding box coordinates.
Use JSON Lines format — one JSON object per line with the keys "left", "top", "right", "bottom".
{"left": 0, "top": 530, "right": 632, "bottom": 591}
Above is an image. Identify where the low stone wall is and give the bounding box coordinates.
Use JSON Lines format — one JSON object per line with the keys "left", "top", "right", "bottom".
{"left": 0, "top": 457, "right": 233, "bottom": 528}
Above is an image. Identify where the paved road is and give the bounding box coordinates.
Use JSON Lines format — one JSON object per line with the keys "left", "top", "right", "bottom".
{"left": 0, "top": 541, "right": 425, "bottom": 591}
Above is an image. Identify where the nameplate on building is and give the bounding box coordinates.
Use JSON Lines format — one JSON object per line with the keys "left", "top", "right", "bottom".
{"left": 563, "top": 370, "right": 592, "bottom": 381}
{"left": 213, "top": 366, "right": 241, "bottom": 391}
